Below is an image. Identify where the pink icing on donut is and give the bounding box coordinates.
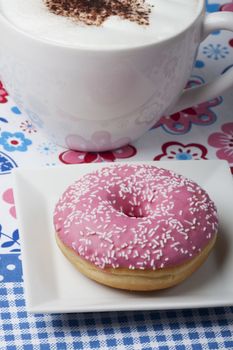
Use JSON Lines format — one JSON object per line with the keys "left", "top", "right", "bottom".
{"left": 54, "top": 164, "right": 218, "bottom": 270}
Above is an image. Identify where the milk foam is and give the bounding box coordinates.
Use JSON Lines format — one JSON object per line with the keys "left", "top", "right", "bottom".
{"left": 0, "top": 0, "right": 200, "bottom": 48}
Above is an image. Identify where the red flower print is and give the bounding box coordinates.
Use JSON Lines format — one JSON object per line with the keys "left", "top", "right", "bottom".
{"left": 220, "top": 2, "right": 233, "bottom": 12}
{"left": 154, "top": 142, "right": 208, "bottom": 161}
{"left": 154, "top": 97, "right": 221, "bottom": 135}
{"left": 153, "top": 76, "right": 222, "bottom": 134}
{"left": 2, "top": 188, "right": 16, "bottom": 219}
{"left": 208, "top": 123, "right": 233, "bottom": 173}
{"left": 0, "top": 81, "right": 8, "bottom": 104}
{"left": 59, "top": 144, "right": 137, "bottom": 164}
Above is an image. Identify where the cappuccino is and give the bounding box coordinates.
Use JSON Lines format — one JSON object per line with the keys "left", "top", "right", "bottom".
{"left": 0, "top": 0, "right": 200, "bottom": 48}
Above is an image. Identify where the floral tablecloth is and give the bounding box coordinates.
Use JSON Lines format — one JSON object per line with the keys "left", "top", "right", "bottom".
{"left": 1, "top": 1, "right": 233, "bottom": 349}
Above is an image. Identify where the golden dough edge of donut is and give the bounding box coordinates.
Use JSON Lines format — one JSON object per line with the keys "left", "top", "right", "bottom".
{"left": 55, "top": 233, "right": 217, "bottom": 291}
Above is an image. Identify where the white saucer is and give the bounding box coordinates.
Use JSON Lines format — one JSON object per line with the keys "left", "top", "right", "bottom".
{"left": 13, "top": 160, "right": 233, "bottom": 313}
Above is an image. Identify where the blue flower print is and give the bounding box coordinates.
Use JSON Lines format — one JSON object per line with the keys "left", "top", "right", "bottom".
{"left": 37, "top": 141, "right": 57, "bottom": 155}
{"left": 0, "top": 151, "right": 18, "bottom": 174}
{"left": 0, "top": 132, "right": 32, "bottom": 152}
{"left": 0, "top": 225, "right": 20, "bottom": 253}
{"left": 0, "top": 117, "right": 8, "bottom": 123}
{"left": 0, "top": 254, "right": 22, "bottom": 282}
{"left": 203, "top": 44, "right": 229, "bottom": 60}
{"left": 11, "top": 106, "right": 22, "bottom": 115}
{"left": 205, "top": 0, "right": 219, "bottom": 13}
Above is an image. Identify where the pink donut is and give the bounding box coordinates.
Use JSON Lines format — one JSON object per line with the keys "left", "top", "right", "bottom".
{"left": 54, "top": 164, "right": 218, "bottom": 291}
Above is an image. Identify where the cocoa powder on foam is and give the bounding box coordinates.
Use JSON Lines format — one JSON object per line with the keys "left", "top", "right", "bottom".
{"left": 44, "top": 0, "right": 152, "bottom": 26}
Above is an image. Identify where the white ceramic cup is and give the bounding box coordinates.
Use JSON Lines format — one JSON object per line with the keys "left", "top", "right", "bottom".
{"left": 0, "top": 1, "right": 233, "bottom": 152}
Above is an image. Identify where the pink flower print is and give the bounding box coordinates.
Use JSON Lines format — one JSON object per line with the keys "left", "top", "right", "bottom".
{"left": 220, "top": 2, "right": 233, "bottom": 11}
{"left": 154, "top": 97, "right": 221, "bottom": 135}
{"left": 153, "top": 75, "right": 222, "bottom": 135}
{"left": 2, "top": 188, "right": 16, "bottom": 219}
{"left": 59, "top": 144, "right": 137, "bottom": 164}
{"left": 0, "top": 81, "right": 8, "bottom": 104}
{"left": 208, "top": 123, "right": 233, "bottom": 167}
{"left": 66, "top": 131, "right": 132, "bottom": 152}
{"left": 154, "top": 142, "right": 208, "bottom": 161}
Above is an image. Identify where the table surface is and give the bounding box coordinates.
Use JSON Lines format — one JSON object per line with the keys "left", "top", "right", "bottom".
{"left": 1, "top": 1, "right": 233, "bottom": 349}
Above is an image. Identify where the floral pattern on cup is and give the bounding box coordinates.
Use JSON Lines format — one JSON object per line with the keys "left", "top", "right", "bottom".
{"left": 59, "top": 144, "right": 137, "bottom": 164}
{"left": 25, "top": 109, "right": 44, "bottom": 129}
{"left": 66, "top": 131, "right": 132, "bottom": 152}
{"left": 154, "top": 142, "right": 208, "bottom": 161}
{"left": 136, "top": 101, "right": 164, "bottom": 126}
{"left": 0, "top": 132, "right": 32, "bottom": 152}
{"left": 208, "top": 122, "right": 233, "bottom": 172}
{"left": 2, "top": 188, "right": 16, "bottom": 219}
{"left": 0, "top": 81, "right": 8, "bottom": 104}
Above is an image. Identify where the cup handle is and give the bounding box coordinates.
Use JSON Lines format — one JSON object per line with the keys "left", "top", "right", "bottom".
{"left": 171, "top": 12, "right": 233, "bottom": 114}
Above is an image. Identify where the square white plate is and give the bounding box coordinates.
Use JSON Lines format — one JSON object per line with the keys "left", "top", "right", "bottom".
{"left": 13, "top": 160, "right": 233, "bottom": 313}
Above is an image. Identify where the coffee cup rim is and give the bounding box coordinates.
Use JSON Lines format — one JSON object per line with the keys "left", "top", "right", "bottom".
{"left": 0, "top": 0, "right": 204, "bottom": 52}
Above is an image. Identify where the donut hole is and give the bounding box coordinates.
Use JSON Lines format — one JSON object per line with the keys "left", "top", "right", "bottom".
{"left": 110, "top": 195, "right": 150, "bottom": 218}
{"left": 117, "top": 204, "right": 148, "bottom": 218}
{"left": 125, "top": 205, "right": 148, "bottom": 218}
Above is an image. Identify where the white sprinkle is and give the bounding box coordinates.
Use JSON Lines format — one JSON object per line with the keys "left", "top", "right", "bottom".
{"left": 150, "top": 259, "right": 155, "bottom": 267}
